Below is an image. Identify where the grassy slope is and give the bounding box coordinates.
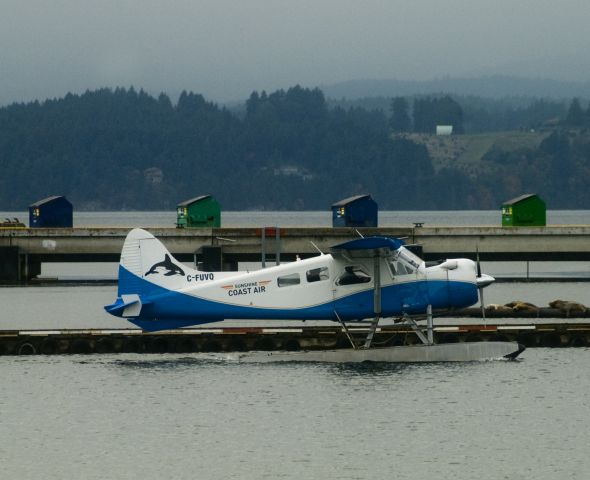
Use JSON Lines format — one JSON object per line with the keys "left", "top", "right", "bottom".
{"left": 395, "top": 131, "right": 550, "bottom": 175}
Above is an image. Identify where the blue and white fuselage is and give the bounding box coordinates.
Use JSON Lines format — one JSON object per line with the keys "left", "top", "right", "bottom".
{"left": 105, "top": 228, "right": 491, "bottom": 331}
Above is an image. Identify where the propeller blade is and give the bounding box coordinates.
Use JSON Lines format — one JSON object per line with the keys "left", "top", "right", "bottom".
{"left": 479, "top": 285, "right": 486, "bottom": 325}
{"left": 476, "top": 245, "right": 488, "bottom": 325}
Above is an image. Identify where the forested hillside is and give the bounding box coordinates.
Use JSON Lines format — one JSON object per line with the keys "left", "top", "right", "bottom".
{"left": 1, "top": 87, "right": 589, "bottom": 210}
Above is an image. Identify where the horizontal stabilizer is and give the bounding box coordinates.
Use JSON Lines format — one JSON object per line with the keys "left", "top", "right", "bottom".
{"left": 121, "top": 294, "right": 141, "bottom": 317}
{"left": 104, "top": 294, "right": 149, "bottom": 318}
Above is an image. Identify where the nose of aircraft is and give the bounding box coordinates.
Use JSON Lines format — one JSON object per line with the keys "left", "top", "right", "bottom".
{"left": 476, "top": 273, "right": 495, "bottom": 288}
{"left": 424, "top": 258, "right": 494, "bottom": 310}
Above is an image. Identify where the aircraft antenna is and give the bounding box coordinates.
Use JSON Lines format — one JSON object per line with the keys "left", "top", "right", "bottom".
{"left": 310, "top": 241, "right": 324, "bottom": 255}
{"left": 215, "top": 237, "right": 237, "bottom": 243}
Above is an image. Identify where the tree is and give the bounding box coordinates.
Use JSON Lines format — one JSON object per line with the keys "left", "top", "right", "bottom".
{"left": 245, "top": 91, "right": 260, "bottom": 116}
{"left": 389, "top": 97, "right": 411, "bottom": 132}
{"left": 565, "top": 98, "right": 585, "bottom": 126}
{"left": 413, "top": 96, "right": 463, "bottom": 134}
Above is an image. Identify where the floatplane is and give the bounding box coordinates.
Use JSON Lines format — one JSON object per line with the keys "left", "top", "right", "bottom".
{"left": 105, "top": 228, "right": 525, "bottom": 362}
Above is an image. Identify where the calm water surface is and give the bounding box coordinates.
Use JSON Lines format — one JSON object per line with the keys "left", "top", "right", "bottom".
{"left": 1, "top": 349, "right": 589, "bottom": 480}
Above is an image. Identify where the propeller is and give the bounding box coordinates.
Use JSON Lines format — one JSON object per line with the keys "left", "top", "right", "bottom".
{"left": 475, "top": 246, "right": 495, "bottom": 325}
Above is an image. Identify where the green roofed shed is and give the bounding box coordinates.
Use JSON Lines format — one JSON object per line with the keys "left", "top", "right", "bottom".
{"left": 501, "top": 194, "right": 546, "bottom": 227}
{"left": 176, "top": 195, "right": 221, "bottom": 228}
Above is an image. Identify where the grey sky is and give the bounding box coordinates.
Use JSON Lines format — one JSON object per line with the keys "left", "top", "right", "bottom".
{"left": 1, "top": 0, "right": 589, "bottom": 105}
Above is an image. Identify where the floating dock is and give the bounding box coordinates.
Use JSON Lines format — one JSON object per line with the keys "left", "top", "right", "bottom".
{"left": 2, "top": 321, "right": 589, "bottom": 355}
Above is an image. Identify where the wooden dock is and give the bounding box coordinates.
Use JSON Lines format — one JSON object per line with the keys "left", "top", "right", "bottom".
{"left": 1, "top": 319, "right": 589, "bottom": 355}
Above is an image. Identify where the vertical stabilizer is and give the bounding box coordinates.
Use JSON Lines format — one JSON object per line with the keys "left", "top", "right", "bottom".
{"left": 117, "top": 228, "right": 188, "bottom": 296}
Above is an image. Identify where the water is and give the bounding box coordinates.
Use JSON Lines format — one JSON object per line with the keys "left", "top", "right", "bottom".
{"left": 1, "top": 349, "right": 589, "bottom": 480}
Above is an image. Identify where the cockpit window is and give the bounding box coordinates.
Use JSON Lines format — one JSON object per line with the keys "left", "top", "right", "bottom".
{"left": 387, "top": 248, "right": 422, "bottom": 277}
{"left": 398, "top": 248, "right": 422, "bottom": 269}
{"left": 388, "top": 259, "right": 412, "bottom": 276}
{"left": 336, "top": 266, "right": 371, "bottom": 286}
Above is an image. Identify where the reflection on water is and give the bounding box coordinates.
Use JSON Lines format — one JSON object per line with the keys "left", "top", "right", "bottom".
{"left": 110, "top": 355, "right": 233, "bottom": 371}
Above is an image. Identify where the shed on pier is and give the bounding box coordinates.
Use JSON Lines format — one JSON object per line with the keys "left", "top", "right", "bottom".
{"left": 176, "top": 195, "right": 221, "bottom": 228}
{"left": 501, "top": 194, "right": 546, "bottom": 227}
{"left": 29, "top": 196, "right": 73, "bottom": 228}
{"left": 331, "top": 194, "right": 378, "bottom": 228}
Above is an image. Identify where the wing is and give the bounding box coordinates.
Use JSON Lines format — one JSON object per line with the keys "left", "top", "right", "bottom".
{"left": 330, "top": 236, "right": 404, "bottom": 259}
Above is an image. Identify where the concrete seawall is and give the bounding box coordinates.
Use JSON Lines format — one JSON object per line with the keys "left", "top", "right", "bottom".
{"left": 2, "top": 225, "right": 590, "bottom": 281}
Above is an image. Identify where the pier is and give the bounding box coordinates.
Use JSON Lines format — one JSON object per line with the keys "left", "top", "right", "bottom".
{"left": 2, "top": 225, "right": 590, "bottom": 281}
{"left": 1, "top": 319, "right": 589, "bottom": 355}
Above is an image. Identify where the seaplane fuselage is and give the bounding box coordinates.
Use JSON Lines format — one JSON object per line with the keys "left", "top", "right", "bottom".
{"left": 105, "top": 229, "right": 489, "bottom": 331}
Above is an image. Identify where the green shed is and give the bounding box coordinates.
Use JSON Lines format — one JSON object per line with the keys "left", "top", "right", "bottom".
{"left": 176, "top": 195, "right": 221, "bottom": 228}
{"left": 501, "top": 194, "right": 546, "bottom": 227}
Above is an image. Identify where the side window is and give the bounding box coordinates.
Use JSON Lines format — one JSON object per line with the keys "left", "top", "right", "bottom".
{"left": 306, "top": 267, "right": 329, "bottom": 283}
{"left": 336, "top": 266, "right": 371, "bottom": 286}
{"left": 277, "top": 273, "right": 300, "bottom": 287}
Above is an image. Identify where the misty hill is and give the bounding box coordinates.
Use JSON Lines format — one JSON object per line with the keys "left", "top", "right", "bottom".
{"left": 1, "top": 86, "right": 590, "bottom": 211}
{"left": 322, "top": 75, "right": 590, "bottom": 100}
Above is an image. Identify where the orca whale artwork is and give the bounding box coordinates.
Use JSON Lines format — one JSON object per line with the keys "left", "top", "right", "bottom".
{"left": 145, "top": 254, "right": 185, "bottom": 276}
{"left": 105, "top": 229, "right": 524, "bottom": 362}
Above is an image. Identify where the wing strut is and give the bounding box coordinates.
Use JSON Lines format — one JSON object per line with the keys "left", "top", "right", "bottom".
{"left": 427, "top": 304, "right": 434, "bottom": 344}
{"left": 363, "top": 254, "right": 381, "bottom": 349}
{"left": 399, "top": 306, "right": 434, "bottom": 345}
{"left": 335, "top": 310, "right": 357, "bottom": 350}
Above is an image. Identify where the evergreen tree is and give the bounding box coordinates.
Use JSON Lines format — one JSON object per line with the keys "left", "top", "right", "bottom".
{"left": 565, "top": 98, "right": 585, "bottom": 126}
{"left": 413, "top": 96, "right": 463, "bottom": 134}
{"left": 389, "top": 97, "right": 411, "bottom": 132}
{"left": 1, "top": 86, "right": 589, "bottom": 211}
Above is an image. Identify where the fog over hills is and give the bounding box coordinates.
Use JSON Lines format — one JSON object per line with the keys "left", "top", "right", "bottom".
{"left": 322, "top": 76, "right": 590, "bottom": 101}
{"left": 2, "top": 1, "right": 590, "bottom": 106}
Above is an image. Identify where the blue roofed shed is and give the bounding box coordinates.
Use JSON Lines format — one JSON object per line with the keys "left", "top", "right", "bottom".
{"left": 331, "top": 194, "right": 378, "bottom": 228}
{"left": 29, "top": 196, "right": 73, "bottom": 228}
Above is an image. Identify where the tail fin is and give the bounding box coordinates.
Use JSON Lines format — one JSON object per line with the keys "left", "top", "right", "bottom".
{"left": 105, "top": 228, "right": 190, "bottom": 318}
{"left": 117, "top": 228, "right": 188, "bottom": 297}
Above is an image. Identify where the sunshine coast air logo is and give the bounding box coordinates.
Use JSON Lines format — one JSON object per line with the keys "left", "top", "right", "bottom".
{"left": 222, "top": 280, "right": 271, "bottom": 297}
{"left": 145, "top": 254, "right": 185, "bottom": 277}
